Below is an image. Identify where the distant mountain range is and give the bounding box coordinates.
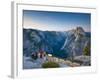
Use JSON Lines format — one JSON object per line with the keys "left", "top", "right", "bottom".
{"left": 23, "top": 27, "right": 91, "bottom": 59}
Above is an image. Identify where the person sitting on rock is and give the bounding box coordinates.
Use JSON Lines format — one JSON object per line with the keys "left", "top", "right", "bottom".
{"left": 31, "top": 52, "right": 38, "bottom": 60}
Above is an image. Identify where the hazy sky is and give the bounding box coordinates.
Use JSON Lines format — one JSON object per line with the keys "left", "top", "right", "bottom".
{"left": 23, "top": 10, "right": 91, "bottom": 32}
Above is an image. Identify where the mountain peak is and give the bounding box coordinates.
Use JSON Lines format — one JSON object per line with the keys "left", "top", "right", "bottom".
{"left": 75, "top": 27, "right": 85, "bottom": 36}
{"left": 76, "top": 27, "right": 84, "bottom": 32}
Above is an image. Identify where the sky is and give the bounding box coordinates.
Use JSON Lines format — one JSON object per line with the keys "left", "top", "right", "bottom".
{"left": 23, "top": 10, "right": 91, "bottom": 32}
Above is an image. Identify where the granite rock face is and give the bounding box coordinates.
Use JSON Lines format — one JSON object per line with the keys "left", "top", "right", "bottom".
{"left": 23, "top": 27, "right": 91, "bottom": 59}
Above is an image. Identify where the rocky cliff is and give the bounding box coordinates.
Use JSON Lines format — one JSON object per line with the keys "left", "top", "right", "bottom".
{"left": 23, "top": 27, "right": 91, "bottom": 59}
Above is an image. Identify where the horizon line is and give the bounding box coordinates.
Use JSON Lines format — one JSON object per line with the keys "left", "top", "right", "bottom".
{"left": 23, "top": 27, "right": 90, "bottom": 32}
